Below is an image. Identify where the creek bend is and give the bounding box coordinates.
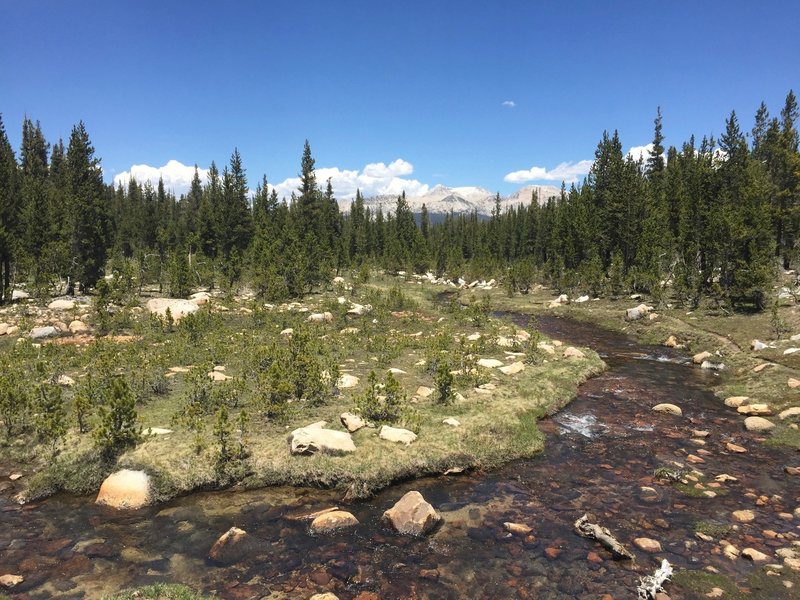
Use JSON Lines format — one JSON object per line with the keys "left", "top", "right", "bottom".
{"left": 2, "top": 314, "right": 798, "bottom": 599}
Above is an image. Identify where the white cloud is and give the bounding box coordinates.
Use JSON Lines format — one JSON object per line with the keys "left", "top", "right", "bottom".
{"left": 502, "top": 100, "right": 516, "bottom": 108}
{"left": 114, "top": 160, "right": 208, "bottom": 196}
{"left": 269, "top": 159, "right": 429, "bottom": 203}
{"left": 362, "top": 158, "right": 413, "bottom": 178}
{"left": 627, "top": 143, "right": 655, "bottom": 162}
{"left": 504, "top": 160, "right": 593, "bottom": 184}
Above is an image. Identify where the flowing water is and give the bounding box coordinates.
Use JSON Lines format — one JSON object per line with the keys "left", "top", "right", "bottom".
{"left": 2, "top": 315, "right": 799, "bottom": 599}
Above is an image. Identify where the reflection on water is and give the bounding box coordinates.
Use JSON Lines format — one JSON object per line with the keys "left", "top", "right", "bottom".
{"left": 2, "top": 314, "right": 799, "bottom": 599}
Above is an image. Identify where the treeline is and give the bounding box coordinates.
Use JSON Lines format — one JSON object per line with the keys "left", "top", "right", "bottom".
{"left": 0, "top": 90, "right": 798, "bottom": 310}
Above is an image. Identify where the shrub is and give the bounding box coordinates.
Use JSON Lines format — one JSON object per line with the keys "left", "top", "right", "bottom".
{"left": 94, "top": 377, "right": 142, "bottom": 461}
{"left": 35, "top": 382, "right": 67, "bottom": 455}
{"left": 433, "top": 362, "right": 455, "bottom": 406}
{"left": 0, "top": 371, "right": 31, "bottom": 438}
{"left": 356, "top": 371, "right": 406, "bottom": 424}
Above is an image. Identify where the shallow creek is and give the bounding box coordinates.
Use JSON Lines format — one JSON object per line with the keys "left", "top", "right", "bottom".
{"left": 2, "top": 315, "right": 799, "bottom": 599}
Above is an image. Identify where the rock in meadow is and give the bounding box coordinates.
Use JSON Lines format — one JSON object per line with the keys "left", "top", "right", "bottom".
{"left": 68, "top": 319, "right": 89, "bottom": 334}
{"left": 309, "top": 510, "right": 359, "bottom": 534}
{"left": 477, "top": 358, "right": 504, "bottom": 368}
{"left": 737, "top": 403, "right": 771, "bottom": 416}
{"left": 442, "top": 417, "right": 460, "bottom": 427}
{"left": 145, "top": 298, "right": 199, "bottom": 322}
{"left": 383, "top": 490, "right": 441, "bottom": 536}
{"left": 744, "top": 416, "right": 775, "bottom": 432}
{"left": 692, "top": 351, "right": 712, "bottom": 364}
{"left": 725, "top": 396, "right": 749, "bottom": 408}
{"left": 28, "top": 325, "right": 59, "bottom": 340}
{"left": 751, "top": 339, "right": 769, "bottom": 351}
{"left": 378, "top": 425, "right": 417, "bottom": 445}
{"left": 337, "top": 374, "right": 359, "bottom": 389}
{"left": 779, "top": 407, "right": 800, "bottom": 420}
{"left": 288, "top": 427, "right": 356, "bottom": 456}
{"left": 96, "top": 470, "right": 152, "bottom": 509}
{"left": 48, "top": 298, "right": 76, "bottom": 311}
{"left": 499, "top": 361, "right": 525, "bottom": 375}
{"left": 663, "top": 335, "right": 678, "bottom": 347}
{"left": 563, "top": 346, "right": 585, "bottom": 359}
{"left": 652, "top": 403, "right": 682, "bottom": 416}
{"left": 307, "top": 311, "right": 333, "bottom": 324}
{"left": 340, "top": 412, "right": 365, "bottom": 433}
{"left": 700, "top": 360, "right": 725, "bottom": 371}
{"left": 415, "top": 386, "right": 433, "bottom": 398}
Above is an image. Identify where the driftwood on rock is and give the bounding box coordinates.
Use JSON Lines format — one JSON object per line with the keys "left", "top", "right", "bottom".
{"left": 637, "top": 558, "right": 673, "bottom": 600}
{"left": 574, "top": 514, "right": 634, "bottom": 560}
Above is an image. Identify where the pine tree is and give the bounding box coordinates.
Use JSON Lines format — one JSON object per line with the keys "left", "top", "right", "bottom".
{"left": 0, "top": 115, "right": 19, "bottom": 302}
{"left": 65, "top": 121, "right": 109, "bottom": 291}
{"left": 19, "top": 118, "right": 50, "bottom": 288}
{"left": 94, "top": 377, "right": 142, "bottom": 461}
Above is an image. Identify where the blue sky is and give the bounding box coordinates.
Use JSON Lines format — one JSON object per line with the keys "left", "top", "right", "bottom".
{"left": 2, "top": 1, "right": 799, "bottom": 200}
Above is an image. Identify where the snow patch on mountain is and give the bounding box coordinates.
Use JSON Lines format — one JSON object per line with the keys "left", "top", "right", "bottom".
{"left": 345, "top": 184, "right": 561, "bottom": 216}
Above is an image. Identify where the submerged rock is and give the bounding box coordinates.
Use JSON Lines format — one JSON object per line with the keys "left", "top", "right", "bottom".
{"left": 652, "top": 403, "right": 682, "bottom": 416}
{"left": 504, "top": 522, "right": 533, "bottom": 535}
{"left": 288, "top": 427, "right": 356, "bottom": 456}
{"left": 309, "top": 510, "right": 359, "bottom": 535}
{"left": 633, "top": 537, "right": 662, "bottom": 553}
{"left": 732, "top": 509, "right": 755, "bottom": 523}
{"left": 95, "top": 470, "right": 152, "bottom": 509}
{"left": 208, "top": 527, "right": 256, "bottom": 564}
{"left": 383, "top": 491, "right": 441, "bottom": 536}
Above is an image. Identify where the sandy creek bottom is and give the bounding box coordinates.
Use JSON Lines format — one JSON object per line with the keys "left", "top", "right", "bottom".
{"left": 2, "top": 315, "right": 799, "bottom": 599}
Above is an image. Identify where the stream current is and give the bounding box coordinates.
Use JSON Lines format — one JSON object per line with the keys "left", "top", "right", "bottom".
{"left": 2, "top": 315, "right": 799, "bottom": 599}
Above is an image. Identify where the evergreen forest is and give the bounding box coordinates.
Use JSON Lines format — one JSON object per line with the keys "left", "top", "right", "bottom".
{"left": 0, "top": 90, "right": 798, "bottom": 311}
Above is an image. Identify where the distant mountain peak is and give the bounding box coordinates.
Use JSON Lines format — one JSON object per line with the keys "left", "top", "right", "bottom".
{"left": 349, "top": 183, "right": 561, "bottom": 216}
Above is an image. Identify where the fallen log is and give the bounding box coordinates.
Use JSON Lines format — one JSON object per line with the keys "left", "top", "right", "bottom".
{"left": 637, "top": 558, "right": 673, "bottom": 600}
{"left": 574, "top": 513, "right": 634, "bottom": 560}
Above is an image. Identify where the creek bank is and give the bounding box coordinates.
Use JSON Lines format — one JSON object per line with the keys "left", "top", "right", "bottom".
{"left": 2, "top": 312, "right": 800, "bottom": 598}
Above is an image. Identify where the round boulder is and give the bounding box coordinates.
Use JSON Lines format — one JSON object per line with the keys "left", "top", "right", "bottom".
{"left": 309, "top": 510, "right": 359, "bottom": 535}
{"left": 95, "top": 469, "right": 152, "bottom": 509}
{"left": 208, "top": 527, "right": 257, "bottom": 564}
{"left": 652, "top": 403, "right": 682, "bottom": 416}
{"left": 744, "top": 417, "right": 775, "bottom": 433}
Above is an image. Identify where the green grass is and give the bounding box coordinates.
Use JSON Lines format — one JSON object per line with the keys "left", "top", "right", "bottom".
{"left": 2, "top": 275, "right": 604, "bottom": 503}
{"left": 672, "top": 567, "right": 800, "bottom": 600}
